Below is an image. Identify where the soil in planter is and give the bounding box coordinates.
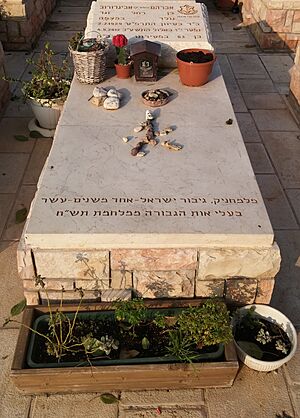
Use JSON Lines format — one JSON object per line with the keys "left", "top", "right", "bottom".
{"left": 177, "top": 51, "right": 214, "bottom": 64}
{"left": 29, "top": 314, "right": 222, "bottom": 367}
{"left": 235, "top": 318, "right": 291, "bottom": 361}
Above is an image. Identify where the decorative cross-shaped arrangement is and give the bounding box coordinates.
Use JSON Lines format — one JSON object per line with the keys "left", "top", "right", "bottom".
{"left": 122, "top": 110, "right": 182, "bottom": 157}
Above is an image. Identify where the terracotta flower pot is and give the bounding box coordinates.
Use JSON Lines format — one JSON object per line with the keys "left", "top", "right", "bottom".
{"left": 115, "top": 62, "right": 131, "bottom": 79}
{"left": 176, "top": 49, "right": 216, "bottom": 87}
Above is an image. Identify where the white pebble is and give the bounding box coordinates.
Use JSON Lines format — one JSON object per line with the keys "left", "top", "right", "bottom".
{"left": 103, "top": 97, "right": 120, "bottom": 110}
{"left": 107, "top": 89, "right": 122, "bottom": 99}
{"left": 146, "top": 110, "right": 154, "bottom": 120}
{"left": 122, "top": 137, "right": 129, "bottom": 143}
{"left": 137, "top": 152, "right": 146, "bottom": 157}
{"left": 93, "top": 87, "right": 107, "bottom": 98}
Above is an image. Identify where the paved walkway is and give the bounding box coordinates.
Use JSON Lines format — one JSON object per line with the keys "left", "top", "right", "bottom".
{"left": 0, "top": 0, "right": 300, "bottom": 417}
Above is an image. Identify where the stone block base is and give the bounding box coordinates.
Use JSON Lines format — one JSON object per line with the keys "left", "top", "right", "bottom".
{"left": 0, "top": 0, "right": 56, "bottom": 50}
{"left": 241, "top": 0, "right": 300, "bottom": 51}
{"left": 18, "top": 240, "right": 281, "bottom": 305}
{"left": 289, "top": 43, "right": 300, "bottom": 122}
{"left": 0, "top": 42, "right": 10, "bottom": 112}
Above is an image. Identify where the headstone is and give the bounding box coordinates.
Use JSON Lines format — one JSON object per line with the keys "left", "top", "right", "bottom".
{"left": 85, "top": 0, "right": 213, "bottom": 67}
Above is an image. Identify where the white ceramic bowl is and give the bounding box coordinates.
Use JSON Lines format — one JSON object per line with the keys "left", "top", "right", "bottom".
{"left": 232, "top": 304, "right": 297, "bottom": 372}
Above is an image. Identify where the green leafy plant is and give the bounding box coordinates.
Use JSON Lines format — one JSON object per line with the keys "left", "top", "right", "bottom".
{"left": 4, "top": 276, "right": 87, "bottom": 361}
{"left": 166, "top": 329, "right": 200, "bottom": 363}
{"left": 176, "top": 300, "right": 233, "bottom": 348}
{"left": 22, "top": 42, "right": 71, "bottom": 102}
{"left": 113, "top": 298, "right": 146, "bottom": 327}
{"left": 4, "top": 42, "right": 72, "bottom": 104}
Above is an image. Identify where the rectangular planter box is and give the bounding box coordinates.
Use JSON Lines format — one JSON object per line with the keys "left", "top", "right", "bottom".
{"left": 11, "top": 299, "right": 239, "bottom": 394}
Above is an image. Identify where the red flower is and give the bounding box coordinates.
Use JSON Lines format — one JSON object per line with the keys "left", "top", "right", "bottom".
{"left": 112, "top": 34, "right": 128, "bottom": 48}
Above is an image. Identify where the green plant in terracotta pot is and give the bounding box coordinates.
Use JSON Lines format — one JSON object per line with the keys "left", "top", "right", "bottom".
{"left": 112, "top": 34, "right": 131, "bottom": 79}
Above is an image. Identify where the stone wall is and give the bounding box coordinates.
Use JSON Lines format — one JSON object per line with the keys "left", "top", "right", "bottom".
{"left": 290, "top": 42, "right": 300, "bottom": 114}
{"left": 241, "top": 0, "right": 300, "bottom": 51}
{"left": 0, "top": 41, "right": 10, "bottom": 112}
{"left": 18, "top": 240, "right": 281, "bottom": 305}
{"left": 0, "top": 0, "right": 56, "bottom": 50}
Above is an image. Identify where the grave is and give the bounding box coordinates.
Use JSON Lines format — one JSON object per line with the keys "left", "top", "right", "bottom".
{"left": 18, "top": 0, "right": 281, "bottom": 305}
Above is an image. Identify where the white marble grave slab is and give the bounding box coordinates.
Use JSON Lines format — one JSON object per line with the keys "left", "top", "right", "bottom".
{"left": 85, "top": 0, "right": 213, "bottom": 67}
{"left": 24, "top": 65, "right": 274, "bottom": 249}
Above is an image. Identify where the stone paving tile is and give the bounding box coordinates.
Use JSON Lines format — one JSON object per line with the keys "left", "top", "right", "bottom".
{"left": 36, "top": 40, "right": 69, "bottom": 53}
{"left": 217, "top": 55, "right": 248, "bottom": 111}
{"left": 31, "top": 394, "right": 118, "bottom": 418}
{"left": 275, "top": 83, "right": 291, "bottom": 95}
{"left": 289, "top": 385, "right": 300, "bottom": 418}
{"left": 260, "top": 54, "right": 294, "bottom": 84}
{"left": 214, "top": 43, "right": 258, "bottom": 54}
{"left": 237, "top": 78, "right": 277, "bottom": 93}
{"left": 0, "top": 117, "right": 35, "bottom": 152}
{"left": 242, "top": 93, "right": 286, "bottom": 110}
{"left": 119, "top": 407, "right": 208, "bottom": 418}
{"left": 2, "top": 185, "right": 36, "bottom": 241}
{"left": 272, "top": 230, "right": 300, "bottom": 325}
{"left": 55, "top": 6, "right": 90, "bottom": 14}
{"left": 48, "top": 12, "right": 87, "bottom": 22}
{"left": 212, "top": 31, "right": 250, "bottom": 42}
{"left": 226, "top": 84, "right": 248, "bottom": 112}
{"left": 261, "top": 131, "right": 300, "bottom": 189}
{"left": 217, "top": 55, "right": 247, "bottom": 112}
{"left": 210, "top": 22, "right": 222, "bottom": 32}
{"left": 284, "top": 331, "right": 300, "bottom": 384}
{"left": 59, "top": 0, "right": 92, "bottom": 5}
{"left": 120, "top": 389, "right": 205, "bottom": 406}
{"left": 286, "top": 190, "right": 300, "bottom": 224}
{"left": 251, "top": 109, "right": 299, "bottom": 131}
{"left": 4, "top": 92, "right": 34, "bottom": 119}
{"left": 44, "top": 20, "right": 86, "bottom": 31}
{"left": 23, "top": 139, "right": 53, "bottom": 185}
{"left": 39, "top": 30, "right": 78, "bottom": 42}
{"left": 4, "top": 52, "right": 32, "bottom": 91}
{"left": 0, "top": 153, "right": 29, "bottom": 193}
{"left": 206, "top": 366, "right": 294, "bottom": 418}
{"left": 235, "top": 113, "right": 261, "bottom": 142}
{"left": 0, "top": 242, "right": 25, "bottom": 327}
{"left": 0, "top": 328, "right": 31, "bottom": 418}
{"left": 218, "top": 54, "right": 237, "bottom": 86}
{"left": 256, "top": 175, "right": 298, "bottom": 229}
{"left": 245, "top": 143, "right": 274, "bottom": 174}
{"left": 0, "top": 194, "right": 14, "bottom": 237}
{"left": 228, "top": 54, "right": 268, "bottom": 78}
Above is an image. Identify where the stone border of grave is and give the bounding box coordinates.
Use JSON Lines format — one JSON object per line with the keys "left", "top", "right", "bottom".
{"left": 0, "top": 0, "right": 56, "bottom": 50}
{"left": 289, "top": 42, "right": 300, "bottom": 121}
{"left": 17, "top": 239, "right": 281, "bottom": 306}
{"left": 0, "top": 41, "right": 10, "bottom": 112}
{"left": 241, "top": 0, "right": 300, "bottom": 51}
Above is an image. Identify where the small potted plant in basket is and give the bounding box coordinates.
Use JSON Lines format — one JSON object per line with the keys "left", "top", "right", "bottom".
{"left": 69, "top": 31, "right": 109, "bottom": 84}
{"left": 112, "top": 34, "right": 131, "bottom": 79}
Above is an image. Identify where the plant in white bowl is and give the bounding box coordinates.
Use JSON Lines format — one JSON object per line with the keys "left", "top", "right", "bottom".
{"left": 22, "top": 42, "right": 71, "bottom": 133}
{"left": 232, "top": 304, "right": 297, "bottom": 372}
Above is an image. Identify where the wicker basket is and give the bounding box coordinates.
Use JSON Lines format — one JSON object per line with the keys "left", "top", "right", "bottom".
{"left": 69, "top": 39, "right": 109, "bottom": 84}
